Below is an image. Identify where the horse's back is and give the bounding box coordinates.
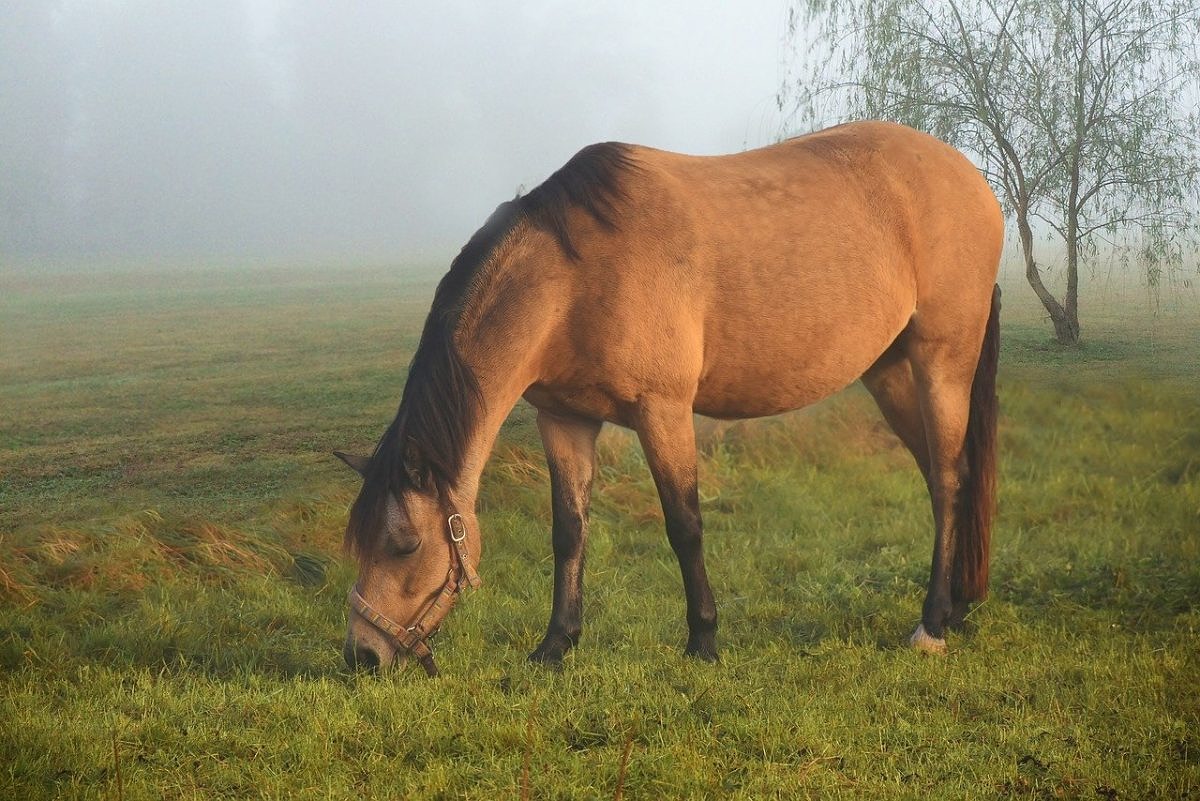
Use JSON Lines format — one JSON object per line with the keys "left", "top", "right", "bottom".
{"left": 531, "top": 122, "right": 1002, "bottom": 422}
{"left": 635, "top": 120, "right": 1000, "bottom": 291}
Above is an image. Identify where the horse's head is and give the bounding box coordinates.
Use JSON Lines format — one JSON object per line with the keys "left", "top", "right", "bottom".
{"left": 334, "top": 451, "right": 481, "bottom": 675}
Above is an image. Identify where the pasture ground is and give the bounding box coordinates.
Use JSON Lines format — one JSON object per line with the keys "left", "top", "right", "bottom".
{"left": 1, "top": 262, "right": 1197, "bottom": 799}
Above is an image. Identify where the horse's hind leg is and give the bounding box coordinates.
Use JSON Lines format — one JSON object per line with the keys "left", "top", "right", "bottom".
{"left": 865, "top": 342, "right": 966, "bottom": 655}
{"left": 634, "top": 399, "right": 718, "bottom": 661}
{"left": 530, "top": 410, "right": 603, "bottom": 666}
{"left": 863, "top": 339, "right": 931, "bottom": 483}
{"left": 905, "top": 318, "right": 990, "bottom": 651}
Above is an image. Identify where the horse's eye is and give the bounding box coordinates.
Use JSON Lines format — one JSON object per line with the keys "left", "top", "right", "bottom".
{"left": 385, "top": 532, "right": 421, "bottom": 557}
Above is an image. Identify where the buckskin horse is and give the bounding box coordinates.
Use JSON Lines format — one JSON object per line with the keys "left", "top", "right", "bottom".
{"left": 335, "top": 120, "right": 1001, "bottom": 675}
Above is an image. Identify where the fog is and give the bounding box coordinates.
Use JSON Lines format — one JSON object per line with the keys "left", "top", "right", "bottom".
{"left": 1, "top": 2, "right": 792, "bottom": 265}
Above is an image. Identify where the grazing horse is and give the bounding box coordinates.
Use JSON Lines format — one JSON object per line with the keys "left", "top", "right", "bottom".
{"left": 336, "top": 120, "right": 1001, "bottom": 675}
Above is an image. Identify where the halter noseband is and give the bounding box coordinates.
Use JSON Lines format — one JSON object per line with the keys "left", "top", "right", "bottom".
{"left": 347, "top": 512, "right": 482, "bottom": 677}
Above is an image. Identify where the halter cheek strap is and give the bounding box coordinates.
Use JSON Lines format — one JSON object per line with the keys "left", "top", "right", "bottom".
{"left": 348, "top": 512, "right": 482, "bottom": 677}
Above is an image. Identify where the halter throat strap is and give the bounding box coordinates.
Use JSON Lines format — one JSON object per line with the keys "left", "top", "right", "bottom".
{"left": 348, "top": 512, "right": 481, "bottom": 677}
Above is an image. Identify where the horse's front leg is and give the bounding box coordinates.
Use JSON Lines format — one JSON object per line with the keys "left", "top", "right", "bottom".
{"left": 634, "top": 399, "right": 718, "bottom": 661}
{"left": 529, "top": 410, "right": 602, "bottom": 666}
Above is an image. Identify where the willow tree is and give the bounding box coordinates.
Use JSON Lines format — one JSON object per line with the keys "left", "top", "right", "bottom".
{"left": 780, "top": 0, "right": 1199, "bottom": 343}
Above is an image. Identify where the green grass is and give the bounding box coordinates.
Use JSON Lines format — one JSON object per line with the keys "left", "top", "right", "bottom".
{"left": 1, "top": 263, "right": 1197, "bottom": 799}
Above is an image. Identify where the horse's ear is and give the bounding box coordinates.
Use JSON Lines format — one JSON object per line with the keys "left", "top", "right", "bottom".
{"left": 333, "top": 451, "right": 370, "bottom": 477}
{"left": 403, "top": 438, "right": 429, "bottom": 489}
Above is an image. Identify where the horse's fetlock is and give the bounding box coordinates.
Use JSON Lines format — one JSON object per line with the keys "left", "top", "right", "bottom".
{"left": 688, "top": 609, "right": 718, "bottom": 633}
{"left": 922, "top": 594, "right": 954, "bottom": 638}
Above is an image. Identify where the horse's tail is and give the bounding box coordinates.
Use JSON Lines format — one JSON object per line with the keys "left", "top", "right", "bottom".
{"left": 952, "top": 284, "right": 1000, "bottom": 603}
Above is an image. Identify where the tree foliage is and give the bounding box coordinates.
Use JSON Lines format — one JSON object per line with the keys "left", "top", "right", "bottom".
{"left": 780, "top": 0, "right": 1200, "bottom": 342}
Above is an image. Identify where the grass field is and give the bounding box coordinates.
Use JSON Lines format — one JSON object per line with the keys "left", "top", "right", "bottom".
{"left": 1, "top": 261, "right": 1197, "bottom": 799}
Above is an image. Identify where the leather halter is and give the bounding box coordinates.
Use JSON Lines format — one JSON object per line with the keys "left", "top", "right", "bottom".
{"left": 347, "top": 512, "right": 482, "bottom": 677}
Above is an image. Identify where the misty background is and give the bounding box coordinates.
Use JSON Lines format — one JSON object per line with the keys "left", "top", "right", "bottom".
{"left": 1, "top": 2, "right": 792, "bottom": 266}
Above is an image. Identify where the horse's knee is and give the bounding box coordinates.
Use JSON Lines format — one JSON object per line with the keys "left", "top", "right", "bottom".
{"left": 664, "top": 506, "right": 704, "bottom": 551}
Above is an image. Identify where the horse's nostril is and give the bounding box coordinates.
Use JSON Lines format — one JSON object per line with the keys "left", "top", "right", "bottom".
{"left": 344, "top": 642, "right": 381, "bottom": 672}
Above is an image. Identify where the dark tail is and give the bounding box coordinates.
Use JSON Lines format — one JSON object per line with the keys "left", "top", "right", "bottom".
{"left": 952, "top": 284, "right": 1000, "bottom": 603}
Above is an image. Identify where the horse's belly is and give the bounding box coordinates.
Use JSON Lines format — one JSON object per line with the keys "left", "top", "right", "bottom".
{"left": 693, "top": 363, "right": 859, "bottom": 419}
{"left": 693, "top": 307, "right": 907, "bottom": 419}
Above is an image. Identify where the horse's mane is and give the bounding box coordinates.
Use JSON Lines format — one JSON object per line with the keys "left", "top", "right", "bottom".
{"left": 346, "top": 142, "right": 638, "bottom": 556}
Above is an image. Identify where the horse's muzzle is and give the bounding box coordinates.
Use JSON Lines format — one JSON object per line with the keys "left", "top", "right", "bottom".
{"left": 343, "top": 641, "right": 382, "bottom": 672}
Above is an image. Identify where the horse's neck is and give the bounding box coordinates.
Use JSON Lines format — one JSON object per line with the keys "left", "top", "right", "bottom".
{"left": 447, "top": 243, "right": 555, "bottom": 505}
{"left": 450, "top": 385, "right": 524, "bottom": 508}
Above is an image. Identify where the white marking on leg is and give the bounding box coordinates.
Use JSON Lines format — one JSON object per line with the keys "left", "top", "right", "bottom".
{"left": 909, "top": 623, "right": 947, "bottom": 655}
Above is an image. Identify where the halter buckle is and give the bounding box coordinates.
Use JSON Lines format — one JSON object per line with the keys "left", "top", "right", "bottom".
{"left": 447, "top": 513, "right": 467, "bottom": 542}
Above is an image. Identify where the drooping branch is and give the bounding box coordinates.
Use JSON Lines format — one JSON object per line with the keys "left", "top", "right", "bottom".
{"left": 780, "top": 0, "right": 1200, "bottom": 342}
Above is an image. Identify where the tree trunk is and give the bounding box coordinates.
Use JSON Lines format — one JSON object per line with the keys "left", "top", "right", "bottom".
{"left": 1063, "top": 222, "right": 1082, "bottom": 344}
{"left": 1017, "top": 207, "right": 1079, "bottom": 344}
{"left": 1060, "top": 17, "right": 1085, "bottom": 347}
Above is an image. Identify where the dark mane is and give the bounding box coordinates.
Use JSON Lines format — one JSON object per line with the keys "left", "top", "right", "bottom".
{"left": 346, "top": 142, "right": 638, "bottom": 556}
{"left": 521, "top": 142, "right": 640, "bottom": 259}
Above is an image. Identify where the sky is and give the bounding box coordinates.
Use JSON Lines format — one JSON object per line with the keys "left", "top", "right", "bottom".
{"left": 1, "top": 1, "right": 795, "bottom": 265}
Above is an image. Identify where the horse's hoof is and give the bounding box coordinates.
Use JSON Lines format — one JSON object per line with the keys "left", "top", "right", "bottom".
{"left": 528, "top": 646, "right": 564, "bottom": 666}
{"left": 684, "top": 647, "right": 719, "bottom": 663}
{"left": 528, "top": 636, "right": 572, "bottom": 668}
{"left": 909, "top": 623, "right": 947, "bottom": 655}
{"left": 684, "top": 636, "right": 719, "bottom": 662}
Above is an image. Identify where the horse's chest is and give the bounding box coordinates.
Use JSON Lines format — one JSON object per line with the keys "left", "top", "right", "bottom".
{"left": 523, "top": 383, "right": 636, "bottom": 427}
